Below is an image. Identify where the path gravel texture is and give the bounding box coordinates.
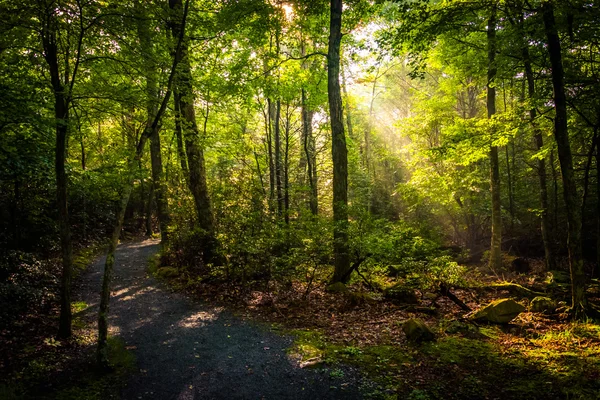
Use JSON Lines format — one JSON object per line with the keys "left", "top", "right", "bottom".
{"left": 74, "top": 239, "right": 366, "bottom": 400}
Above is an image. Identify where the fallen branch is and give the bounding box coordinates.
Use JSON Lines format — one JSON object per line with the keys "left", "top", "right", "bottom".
{"left": 440, "top": 283, "right": 472, "bottom": 311}
{"left": 473, "top": 282, "right": 547, "bottom": 299}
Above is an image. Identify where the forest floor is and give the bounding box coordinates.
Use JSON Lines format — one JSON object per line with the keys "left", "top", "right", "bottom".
{"left": 2, "top": 239, "right": 600, "bottom": 400}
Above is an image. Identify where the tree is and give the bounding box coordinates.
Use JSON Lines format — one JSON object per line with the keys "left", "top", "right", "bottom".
{"left": 328, "top": 0, "right": 350, "bottom": 283}
{"left": 542, "top": 1, "right": 587, "bottom": 317}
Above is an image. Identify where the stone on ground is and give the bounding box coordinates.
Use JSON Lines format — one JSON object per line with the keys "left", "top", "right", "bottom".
{"left": 402, "top": 318, "right": 435, "bottom": 342}
{"left": 530, "top": 296, "right": 557, "bottom": 313}
{"left": 470, "top": 298, "right": 525, "bottom": 324}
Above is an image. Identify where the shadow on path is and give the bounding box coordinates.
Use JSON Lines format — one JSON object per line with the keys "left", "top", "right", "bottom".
{"left": 75, "top": 239, "right": 365, "bottom": 400}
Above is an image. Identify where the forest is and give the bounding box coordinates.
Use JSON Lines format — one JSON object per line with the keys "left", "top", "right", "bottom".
{"left": 1, "top": 0, "right": 600, "bottom": 399}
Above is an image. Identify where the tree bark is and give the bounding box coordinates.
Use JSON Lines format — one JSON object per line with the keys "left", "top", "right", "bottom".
{"left": 522, "top": 40, "right": 555, "bottom": 270}
{"left": 328, "top": 0, "right": 350, "bottom": 283}
{"left": 542, "top": 1, "right": 587, "bottom": 318}
{"left": 41, "top": 7, "right": 74, "bottom": 339}
{"left": 169, "top": 0, "right": 216, "bottom": 262}
{"left": 488, "top": 6, "right": 502, "bottom": 271}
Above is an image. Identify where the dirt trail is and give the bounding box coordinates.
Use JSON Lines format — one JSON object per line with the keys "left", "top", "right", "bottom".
{"left": 75, "top": 239, "right": 365, "bottom": 399}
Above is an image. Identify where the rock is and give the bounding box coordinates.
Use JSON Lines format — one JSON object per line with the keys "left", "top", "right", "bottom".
{"left": 402, "top": 318, "right": 435, "bottom": 342}
{"left": 384, "top": 284, "right": 419, "bottom": 304}
{"left": 530, "top": 296, "right": 557, "bottom": 313}
{"left": 445, "top": 320, "right": 487, "bottom": 339}
{"left": 156, "top": 266, "right": 179, "bottom": 279}
{"left": 549, "top": 270, "right": 570, "bottom": 284}
{"left": 510, "top": 258, "right": 530, "bottom": 274}
{"left": 347, "top": 292, "right": 377, "bottom": 307}
{"left": 470, "top": 298, "right": 525, "bottom": 324}
{"left": 326, "top": 282, "right": 349, "bottom": 293}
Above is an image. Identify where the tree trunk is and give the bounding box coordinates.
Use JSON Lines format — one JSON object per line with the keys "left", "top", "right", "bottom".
{"left": 488, "top": 6, "right": 502, "bottom": 271}
{"left": 170, "top": 0, "right": 216, "bottom": 263}
{"left": 522, "top": 41, "right": 555, "bottom": 270}
{"left": 174, "top": 92, "right": 189, "bottom": 180}
{"left": 275, "top": 100, "right": 283, "bottom": 216}
{"left": 543, "top": 1, "right": 587, "bottom": 318}
{"left": 284, "top": 105, "right": 290, "bottom": 225}
{"left": 41, "top": 14, "right": 73, "bottom": 339}
{"left": 301, "top": 88, "right": 318, "bottom": 215}
{"left": 328, "top": 0, "right": 350, "bottom": 283}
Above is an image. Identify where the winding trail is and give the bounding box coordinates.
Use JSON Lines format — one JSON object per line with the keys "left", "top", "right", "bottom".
{"left": 74, "top": 239, "right": 365, "bottom": 399}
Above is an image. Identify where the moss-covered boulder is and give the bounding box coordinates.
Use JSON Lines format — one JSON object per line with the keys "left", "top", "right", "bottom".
{"left": 156, "top": 266, "right": 179, "bottom": 279}
{"left": 470, "top": 299, "right": 525, "bottom": 324}
{"left": 402, "top": 318, "right": 435, "bottom": 342}
{"left": 384, "top": 284, "right": 419, "bottom": 304}
{"left": 530, "top": 296, "right": 557, "bottom": 313}
{"left": 326, "top": 282, "right": 349, "bottom": 293}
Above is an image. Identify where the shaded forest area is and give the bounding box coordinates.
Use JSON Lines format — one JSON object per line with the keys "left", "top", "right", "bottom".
{"left": 1, "top": 0, "right": 600, "bottom": 399}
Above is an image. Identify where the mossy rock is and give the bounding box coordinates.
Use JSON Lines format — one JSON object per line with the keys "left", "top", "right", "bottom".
{"left": 402, "top": 318, "right": 435, "bottom": 342}
{"left": 156, "top": 267, "right": 179, "bottom": 279}
{"left": 326, "top": 282, "right": 349, "bottom": 293}
{"left": 530, "top": 296, "right": 557, "bottom": 313}
{"left": 384, "top": 283, "right": 419, "bottom": 304}
{"left": 347, "top": 292, "right": 378, "bottom": 307}
{"left": 470, "top": 298, "right": 525, "bottom": 324}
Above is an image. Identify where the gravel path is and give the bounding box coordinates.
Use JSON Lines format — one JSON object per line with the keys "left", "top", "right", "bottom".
{"left": 75, "top": 239, "right": 366, "bottom": 400}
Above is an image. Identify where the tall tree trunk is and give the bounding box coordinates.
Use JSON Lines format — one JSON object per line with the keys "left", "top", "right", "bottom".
{"left": 328, "top": 0, "right": 350, "bottom": 283}
{"left": 284, "top": 105, "right": 290, "bottom": 225}
{"left": 488, "top": 6, "right": 502, "bottom": 271}
{"left": 542, "top": 1, "right": 587, "bottom": 318}
{"left": 266, "top": 99, "right": 276, "bottom": 210}
{"left": 522, "top": 42, "right": 555, "bottom": 270}
{"left": 97, "top": 0, "right": 187, "bottom": 366}
{"left": 275, "top": 100, "right": 283, "bottom": 216}
{"left": 170, "top": 0, "right": 216, "bottom": 263}
{"left": 302, "top": 88, "right": 318, "bottom": 215}
{"left": 41, "top": 12, "right": 73, "bottom": 339}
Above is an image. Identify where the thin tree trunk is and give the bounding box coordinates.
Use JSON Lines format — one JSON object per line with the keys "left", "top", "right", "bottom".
{"left": 284, "top": 104, "right": 290, "bottom": 225}
{"left": 275, "top": 100, "right": 283, "bottom": 216}
{"left": 488, "top": 6, "right": 502, "bottom": 271}
{"left": 328, "top": 0, "right": 350, "bottom": 283}
{"left": 266, "top": 99, "right": 275, "bottom": 209}
{"left": 543, "top": 1, "right": 587, "bottom": 318}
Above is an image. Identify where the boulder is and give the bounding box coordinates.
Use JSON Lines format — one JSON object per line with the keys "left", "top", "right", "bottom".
{"left": 470, "top": 298, "right": 525, "bottom": 324}
{"left": 156, "top": 266, "right": 179, "bottom": 279}
{"left": 384, "top": 284, "right": 419, "bottom": 304}
{"left": 530, "top": 296, "right": 557, "bottom": 313}
{"left": 402, "top": 318, "right": 435, "bottom": 342}
{"left": 326, "top": 282, "right": 349, "bottom": 293}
